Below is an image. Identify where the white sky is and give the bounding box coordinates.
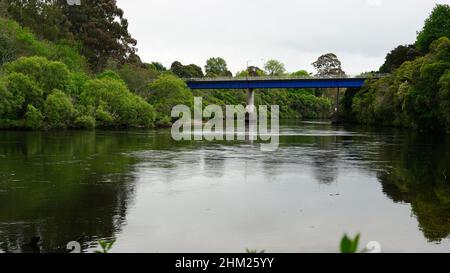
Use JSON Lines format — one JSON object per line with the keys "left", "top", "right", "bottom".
{"left": 117, "top": 0, "right": 449, "bottom": 75}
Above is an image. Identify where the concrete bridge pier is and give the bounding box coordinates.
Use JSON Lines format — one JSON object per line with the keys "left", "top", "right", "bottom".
{"left": 335, "top": 88, "right": 340, "bottom": 113}
{"left": 245, "top": 88, "right": 256, "bottom": 122}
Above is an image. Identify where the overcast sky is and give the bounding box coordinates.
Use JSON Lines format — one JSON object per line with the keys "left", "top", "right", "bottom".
{"left": 117, "top": 0, "right": 449, "bottom": 75}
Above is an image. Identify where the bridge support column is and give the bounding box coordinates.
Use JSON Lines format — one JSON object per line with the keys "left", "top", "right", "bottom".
{"left": 246, "top": 88, "right": 255, "bottom": 121}
{"left": 335, "top": 88, "right": 340, "bottom": 113}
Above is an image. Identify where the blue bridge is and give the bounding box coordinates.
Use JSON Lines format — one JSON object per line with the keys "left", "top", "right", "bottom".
{"left": 184, "top": 75, "right": 384, "bottom": 114}
{"left": 185, "top": 76, "right": 373, "bottom": 90}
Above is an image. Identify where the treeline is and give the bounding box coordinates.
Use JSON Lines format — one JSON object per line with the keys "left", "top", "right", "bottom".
{"left": 341, "top": 4, "right": 450, "bottom": 132}
{"left": 0, "top": 0, "right": 337, "bottom": 130}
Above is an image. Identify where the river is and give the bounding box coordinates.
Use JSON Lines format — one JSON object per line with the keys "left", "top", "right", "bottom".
{"left": 0, "top": 121, "right": 449, "bottom": 253}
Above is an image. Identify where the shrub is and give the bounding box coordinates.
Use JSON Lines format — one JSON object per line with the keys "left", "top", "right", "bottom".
{"left": 147, "top": 74, "right": 194, "bottom": 121}
{"left": 24, "top": 104, "right": 44, "bottom": 129}
{"left": 0, "top": 32, "right": 16, "bottom": 65}
{"left": 80, "top": 74, "right": 155, "bottom": 128}
{"left": 347, "top": 37, "right": 450, "bottom": 130}
{"left": 44, "top": 89, "right": 74, "bottom": 128}
{"left": 3, "top": 56, "right": 71, "bottom": 96}
{"left": 74, "top": 115, "right": 96, "bottom": 129}
{"left": 0, "top": 17, "right": 87, "bottom": 71}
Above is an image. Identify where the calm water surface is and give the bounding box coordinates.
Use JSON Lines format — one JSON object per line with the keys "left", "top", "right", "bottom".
{"left": 0, "top": 121, "right": 449, "bottom": 253}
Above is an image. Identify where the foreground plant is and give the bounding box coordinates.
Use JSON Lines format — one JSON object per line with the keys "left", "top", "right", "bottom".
{"left": 340, "top": 234, "right": 360, "bottom": 253}
{"left": 95, "top": 239, "right": 116, "bottom": 253}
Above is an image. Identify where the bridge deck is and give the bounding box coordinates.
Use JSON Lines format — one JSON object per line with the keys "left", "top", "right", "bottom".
{"left": 185, "top": 76, "right": 381, "bottom": 90}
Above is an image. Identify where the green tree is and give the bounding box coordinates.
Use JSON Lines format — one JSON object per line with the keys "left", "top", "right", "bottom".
{"left": 264, "top": 59, "right": 286, "bottom": 76}
{"left": 3, "top": 56, "right": 71, "bottom": 96}
{"left": 416, "top": 4, "right": 450, "bottom": 54}
{"left": 170, "top": 61, "right": 204, "bottom": 78}
{"left": 147, "top": 74, "right": 194, "bottom": 122}
{"left": 24, "top": 104, "right": 43, "bottom": 129}
{"left": 348, "top": 37, "right": 450, "bottom": 131}
{"left": 312, "top": 53, "right": 345, "bottom": 76}
{"left": 7, "top": 0, "right": 138, "bottom": 71}
{"left": 5, "top": 73, "right": 44, "bottom": 118}
{"left": 236, "top": 66, "right": 266, "bottom": 77}
{"left": 205, "top": 57, "right": 232, "bottom": 77}
{"left": 44, "top": 89, "right": 74, "bottom": 128}
{"left": 0, "top": 33, "right": 16, "bottom": 65}
{"left": 379, "top": 45, "right": 422, "bottom": 73}
{"left": 80, "top": 71, "right": 155, "bottom": 128}
{"left": 105, "top": 61, "right": 160, "bottom": 98}
{"left": 291, "top": 70, "right": 310, "bottom": 77}
{"left": 148, "top": 62, "right": 167, "bottom": 72}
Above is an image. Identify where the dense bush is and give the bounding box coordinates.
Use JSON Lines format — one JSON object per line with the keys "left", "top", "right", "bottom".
{"left": 416, "top": 4, "right": 450, "bottom": 54}
{"left": 105, "top": 60, "right": 161, "bottom": 99}
{"left": 147, "top": 74, "right": 194, "bottom": 124}
{"left": 44, "top": 90, "right": 74, "bottom": 128}
{"left": 193, "top": 88, "right": 331, "bottom": 119}
{"left": 0, "top": 56, "right": 155, "bottom": 129}
{"left": 79, "top": 71, "right": 155, "bottom": 128}
{"left": 24, "top": 104, "right": 43, "bottom": 129}
{"left": 345, "top": 37, "right": 450, "bottom": 131}
{"left": 0, "top": 18, "right": 87, "bottom": 71}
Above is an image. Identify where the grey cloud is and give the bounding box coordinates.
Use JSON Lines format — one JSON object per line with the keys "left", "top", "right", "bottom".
{"left": 118, "top": 0, "right": 447, "bottom": 74}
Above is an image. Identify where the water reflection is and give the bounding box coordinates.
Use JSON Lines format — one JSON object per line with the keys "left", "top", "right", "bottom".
{"left": 374, "top": 132, "right": 450, "bottom": 242}
{"left": 0, "top": 123, "right": 449, "bottom": 252}
{"left": 0, "top": 131, "right": 140, "bottom": 252}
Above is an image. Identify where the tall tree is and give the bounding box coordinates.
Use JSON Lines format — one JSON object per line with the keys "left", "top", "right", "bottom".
{"left": 6, "top": 0, "right": 138, "bottom": 71}
{"left": 264, "top": 59, "right": 286, "bottom": 76}
{"left": 291, "top": 70, "right": 310, "bottom": 77}
{"left": 379, "top": 44, "right": 422, "bottom": 73}
{"left": 0, "top": 0, "right": 9, "bottom": 17}
{"left": 312, "top": 53, "right": 345, "bottom": 76}
{"left": 170, "top": 61, "right": 204, "bottom": 78}
{"left": 416, "top": 4, "right": 450, "bottom": 54}
{"left": 148, "top": 62, "right": 167, "bottom": 72}
{"left": 205, "top": 57, "right": 232, "bottom": 77}
{"left": 60, "top": 0, "right": 137, "bottom": 71}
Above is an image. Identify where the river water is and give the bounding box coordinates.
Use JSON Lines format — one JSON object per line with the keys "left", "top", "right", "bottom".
{"left": 0, "top": 121, "right": 449, "bottom": 253}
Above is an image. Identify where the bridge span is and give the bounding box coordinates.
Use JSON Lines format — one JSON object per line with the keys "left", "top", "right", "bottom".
{"left": 184, "top": 75, "right": 385, "bottom": 114}
{"left": 185, "top": 75, "right": 379, "bottom": 90}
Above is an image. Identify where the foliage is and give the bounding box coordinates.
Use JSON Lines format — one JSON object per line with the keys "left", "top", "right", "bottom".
{"left": 0, "top": 55, "right": 155, "bottom": 129}
{"left": 44, "top": 89, "right": 74, "bottom": 128}
{"left": 147, "top": 74, "right": 194, "bottom": 122}
{"left": 106, "top": 60, "right": 160, "bottom": 98}
{"left": 379, "top": 44, "right": 422, "bottom": 73}
{"left": 193, "top": 88, "right": 331, "bottom": 120}
{"left": 74, "top": 115, "right": 96, "bottom": 130}
{"left": 236, "top": 66, "right": 266, "bottom": 78}
{"left": 205, "top": 57, "right": 232, "bottom": 77}
{"left": 24, "top": 104, "right": 43, "bottom": 129}
{"left": 79, "top": 71, "right": 155, "bottom": 128}
{"left": 312, "top": 53, "right": 345, "bottom": 76}
{"left": 170, "top": 61, "right": 204, "bottom": 78}
{"left": 345, "top": 37, "right": 450, "bottom": 131}
{"left": 148, "top": 61, "right": 167, "bottom": 72}
{"left": 4, "top": 56, "right": 71, "bottom": 96}
{"left": 0, "top": 17, "right": 87, "bottom": 71}
{"left": 6, "top": 0, "right": 138, "bottom": 71}
{"left": 416, "top": 4, "right": 450, "bottom": 54}
{"left": 0, "top": 32, "right": 16, "bottom": 65}
{"left": 95, "top": 239, "right": 115, "bottom": 254}
{"left": 291, "top": 70, "right": 310, "bottom": 77}
{"left": 340, "top": 234, "right": 360, "bottom": 253}
{"left": 264, "top": 59, "right": 286, "bottom": 76}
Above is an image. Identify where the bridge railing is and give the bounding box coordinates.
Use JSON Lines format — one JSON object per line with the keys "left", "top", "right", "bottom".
{"left": 185, "top": 74, "right": 389, "bottom": 82}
